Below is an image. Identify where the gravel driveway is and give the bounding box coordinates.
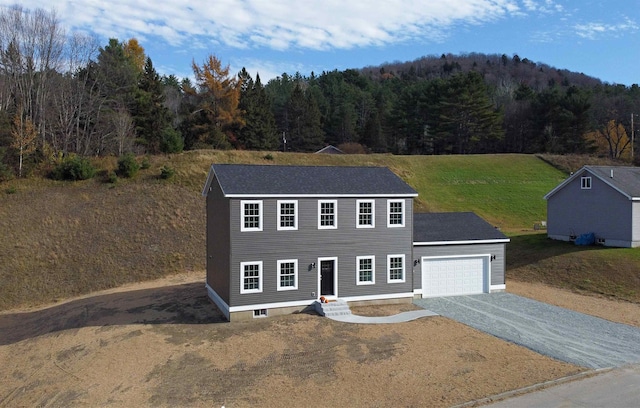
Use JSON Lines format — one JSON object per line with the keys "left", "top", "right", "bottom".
{"left": 415, "top": 293, "right": 640, "bottom": 369}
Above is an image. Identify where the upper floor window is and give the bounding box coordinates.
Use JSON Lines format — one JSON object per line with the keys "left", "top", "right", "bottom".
{"left": 356, "top": 255, "right": 375, "bottom": 285}
{"left": 318, "top": 200, "right": 337, "bottom": 229}
{"left": 278, "top": 200, "right": 298, "bottom": 231}
{"left": 387, "top": 254, "right": 405, "bottom": 283}
{"left": 277, "top": 259, "right": 298, "bottom": 291}
{"left": 241, "top": 200, "right": 262, "bottom": 232}
{"left": 387, "top": 199, "right": 405, "bottom": 227}
{"left": 357, "top": 200, "right": 375, "bottom": 228}
{"left": 581, "top": 176, "right": 591, "bottom": 190}
{"left": 240, "top": 261, "right": 262, "bottom": 294}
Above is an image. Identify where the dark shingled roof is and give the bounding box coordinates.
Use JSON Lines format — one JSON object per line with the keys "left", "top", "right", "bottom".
{"left": 209, "top": 164, "right": 418, "bottom": 197}
{"left": 413, "top": 212, "right": 509, "bottom": 243}
{"left": 545, "top": 165, "right": 640, "bottom": 200}
{"left": 583, "top": 166, "right": 640, "bottom": 198}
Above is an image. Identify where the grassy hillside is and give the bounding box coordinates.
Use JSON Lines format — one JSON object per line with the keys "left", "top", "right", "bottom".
{"left": 165, "top": 150, "right": 567, "bottom": 230}
{"left": 1, "top": 151, "right": 638, "bottom": 311}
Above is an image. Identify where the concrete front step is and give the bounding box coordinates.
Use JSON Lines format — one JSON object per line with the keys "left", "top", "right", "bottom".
{"left": 314, "top": 299, "right": 352, "bottom": 317}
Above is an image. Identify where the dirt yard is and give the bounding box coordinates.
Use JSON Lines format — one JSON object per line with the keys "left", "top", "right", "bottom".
{"left": 1, "top": 272, "right": 638, "bottom": 408}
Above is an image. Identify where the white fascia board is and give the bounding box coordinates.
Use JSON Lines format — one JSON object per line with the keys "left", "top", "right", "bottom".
{"left": 339, "top": 292, "right": 414, "bottom": 302}
{"left": 206, "top": 284, "right": 230, "bottom": 320}
{"left": 413, "top": 239, "right": 510, "bottom": 246}
{"left": 228, "top": 299, "right": 316, "bottom": 313}
{"left": 201, "top": 165, "right": 215, "bottom": 197}
{"left": 224, "top": 193, "right": 419, "bottom": 199}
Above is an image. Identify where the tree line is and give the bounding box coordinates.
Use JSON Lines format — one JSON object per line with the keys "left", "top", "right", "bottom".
{"left": 1, "top": 6, "right": 639, "bottom": 180}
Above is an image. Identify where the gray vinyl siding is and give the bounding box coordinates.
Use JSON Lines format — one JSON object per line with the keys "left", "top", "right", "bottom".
{"left": 206, "top": 178, "right": 231, "bottom": 304}
{"left": 547, "top": 170, "right": 632, "bottom": 243}
{"left": 412, "top": 243, "right": 506, "bottom": 289}
{"left": 228, "top": 197, "right": 413, "bottom": 307}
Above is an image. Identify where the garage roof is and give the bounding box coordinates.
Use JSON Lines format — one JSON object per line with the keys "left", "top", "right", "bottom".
{"left": 413, "top": 212, "right": 510, "bottom": 245}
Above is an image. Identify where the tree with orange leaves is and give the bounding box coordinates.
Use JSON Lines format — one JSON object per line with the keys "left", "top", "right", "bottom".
{"left": 123, "top": 38, "right": 146, "bottom": 73}
{"left": 584, "top": 119, "right": 631, "bottom": 160}
{"left": 187, "top": 55, "right": 244, "bottom": 149}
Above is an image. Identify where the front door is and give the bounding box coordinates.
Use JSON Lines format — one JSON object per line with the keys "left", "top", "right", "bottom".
{"left": 320, "top": 259, "right": 335, "bottom": 296}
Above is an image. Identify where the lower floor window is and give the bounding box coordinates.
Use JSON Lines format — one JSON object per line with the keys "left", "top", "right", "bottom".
{"left": 277, "top": 259, "right": 298, "bottom": 290}
{"left": 356, "top": 256, "right": 375, "bottom": 285}
{"left": 387, "top": 254, "right": 405, "bottom": 282}
{"left": 240, "top": 261, "right": 262, "bottom": 294}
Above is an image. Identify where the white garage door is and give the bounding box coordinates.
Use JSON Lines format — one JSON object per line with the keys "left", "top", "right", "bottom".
{"left": 422, "top": 256, "right": 486, "bottom": 298}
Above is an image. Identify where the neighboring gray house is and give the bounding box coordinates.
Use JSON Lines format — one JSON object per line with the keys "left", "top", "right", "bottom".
{"left": 544, "top": 165, "right": 640, "bottom": 248}
{"left": 203, "top": 164, "right": 509, "bottom": 321}
{"left": 314, "top": 145, "right": 344, "bottom": 154}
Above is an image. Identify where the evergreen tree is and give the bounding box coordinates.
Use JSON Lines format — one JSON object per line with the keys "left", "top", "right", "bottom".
{"left": 286, "top": 84, "right": 324, "bottom": 151}
{"left": 132, "top": 57, "right": 180, "bottom": 153}
{"left": 436, "top": 72, "right": 503, "bottom": 154}
{"left": 236, "top": 69, "right": 279, "bottom": 150}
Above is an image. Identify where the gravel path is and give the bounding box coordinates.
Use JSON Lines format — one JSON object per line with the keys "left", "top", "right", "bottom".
{"left": 415, "top": 293, "right": 640, "bottom": 369}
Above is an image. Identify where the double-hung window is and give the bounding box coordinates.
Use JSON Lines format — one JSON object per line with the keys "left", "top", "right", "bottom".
{"left": 387, "top": 199, "right": 405, "bottom": 227}
{"left": 356, "top": 256, "right": 375, "bottom": 285}
{"left": 277, "top": 259, "right": 298, "bottom": 291}
{"left": 240, "top": 261, "right": 262, "bottom": 294}
{"left": 387, "top": 254, "right": 405, "bottom": 283}
{"left": 356, "top": 200, "right": 375, "bottom": 228}
{"left": 318, "top": 200, "right": 337, "bottom": 229}
{"left": 581, "top": 176, "right": 591, "bottom": 190}
{"left": 241, "top": 200, "right": 262, "bottom": 232}
{"left": 277, "top": 200, "right": 298, "bottom": 231}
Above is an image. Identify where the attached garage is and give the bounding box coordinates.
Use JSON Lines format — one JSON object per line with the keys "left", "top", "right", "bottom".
{"left": 421, "top": 255, "right": 488, "bottom": 297}
{"left": 412, "top": 213, "right": 509, "bottom": 298}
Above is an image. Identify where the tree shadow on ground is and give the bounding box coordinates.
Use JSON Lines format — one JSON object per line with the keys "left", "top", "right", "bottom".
{"left": 0, "top": 282, "right": 226, "bottom": 345}
{"left": 507, "top": 232, "right": 610, "bottom": 270}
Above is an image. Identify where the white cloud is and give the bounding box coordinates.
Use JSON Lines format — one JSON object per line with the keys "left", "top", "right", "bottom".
{"left": 574, "top": 17, "right": 639, "bottom": 39}
{"left": 6, "top": 0, "right": 523, "bottom": 51}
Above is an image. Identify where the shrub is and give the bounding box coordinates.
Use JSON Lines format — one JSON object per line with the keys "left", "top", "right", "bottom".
{"left": 106, "top": 170, "right": 118, "bottom": 184}
{"left": 160, "top": 127, "right": 184, "bottom": 154}
{"left": 0, "top": 147, "right": 14, "bottom": 182}
{"left": 263, "top": 153, "right": 274, "bottom": 161}
{"left": 140, "top": 156, "right": 151, "bottom": 170}
{"left": 4, "top": 186, "right": 16, "bottom": 194}
{"left": 51, "top": 155, "right": 96, "bottom": 181}
{"left": 116, "top": 153, "right": 140, "bottom": 178}
{"left": 159, "top": 165, "right": 176, "bottom": 180}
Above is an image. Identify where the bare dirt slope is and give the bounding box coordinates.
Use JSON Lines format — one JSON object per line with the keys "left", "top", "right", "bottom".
{"left": 2, "top": 274, "right": 638, "bottom": 407}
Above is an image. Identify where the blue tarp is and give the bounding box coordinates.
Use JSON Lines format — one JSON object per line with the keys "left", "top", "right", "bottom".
{"left": 575, "top": 232, "right": 595, "bottom": 246}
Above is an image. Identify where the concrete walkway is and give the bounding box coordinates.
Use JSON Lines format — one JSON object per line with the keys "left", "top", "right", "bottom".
{"left": 327, "top": 309, "right": 438, "bottom": 324}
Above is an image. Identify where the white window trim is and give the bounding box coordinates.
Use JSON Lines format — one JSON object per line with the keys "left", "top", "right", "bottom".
{"left": 277, "top": 259, "right": 299, "bottom": 291}
{"left": 581, "top": 176, "right": 592, "bottom": 190}
{"left": 240, "top": 200, "right": 263, "bottom": 232}
{"left": 387, "top": 199, "right": 405, "bottom": 228}
{"left": 356, "top": 199, "right": 375, "bottom": 229}
{"left": 356, "top": 255, "right": 375, "bottom": 285}
{"left": 240, "top": 261, "right": 263, "bottom": 294}
{"left": 387, "top": 254, "right": 406, "bottom": 283}
{"left": 318, "top": 199, "right": 338, "bottom": 229}
{"left": 277, "top": 200, "right": 298, "bottom": 231}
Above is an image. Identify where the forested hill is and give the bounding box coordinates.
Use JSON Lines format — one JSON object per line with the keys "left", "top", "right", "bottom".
{"left": 1, "top": 5, "right": 640, "bottom": 182}
{"left": 362, "top": 53, "right": 604, "bottom": 90}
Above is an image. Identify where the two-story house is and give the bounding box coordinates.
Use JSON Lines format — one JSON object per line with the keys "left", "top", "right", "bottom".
{"left": 202, "top": 164, "right": 509, "bottom": 321}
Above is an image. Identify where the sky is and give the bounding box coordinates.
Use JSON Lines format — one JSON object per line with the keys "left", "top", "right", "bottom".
{"left": 4, "top": 0, "right": 639, "bottom": 86}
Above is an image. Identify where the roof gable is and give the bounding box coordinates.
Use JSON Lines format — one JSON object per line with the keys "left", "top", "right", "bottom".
{"left": 413, "top": 212, "right": 509, "bottom": 244}
{"left": 202, "top": 164, "right": 418, "bottom": 197}
{"left": 544, "top": 166, "right": 640, "bottom": 200}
